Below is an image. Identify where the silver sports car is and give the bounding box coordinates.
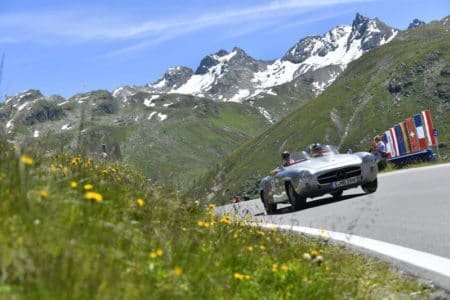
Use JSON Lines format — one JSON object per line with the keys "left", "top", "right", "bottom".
{"left": 260, "top": 144, "right": 378, "bottom": 213}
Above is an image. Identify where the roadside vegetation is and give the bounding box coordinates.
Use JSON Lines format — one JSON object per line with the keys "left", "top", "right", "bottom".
{"left": 0, "top": 139, "right": 431, "bottom": 299}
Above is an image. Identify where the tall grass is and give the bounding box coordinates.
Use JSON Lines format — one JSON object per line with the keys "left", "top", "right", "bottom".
{"left": 0, "top": 140, "right": 430, "bottom": 299}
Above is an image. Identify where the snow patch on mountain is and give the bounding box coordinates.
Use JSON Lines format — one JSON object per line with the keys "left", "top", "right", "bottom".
{"left": 257, "top": 107, "right": 274, "bottom": 124}
{"left": 253, "top": 59, "right": 300, "bottom": 89}
{"left": 6, "top": 119, "right": 13, "bottom": 129}
{"left": 157, "top": 112, "right": 168, "bottom": 121}
{"left": 380, "top": 29, "right": 398, "bottom": 45}
{"left": 144, "top": 95, "right": 160, "bottom": 107}
{"left": 228, "top": 89, "right": 250, "bottom": 102}
{"left": 18, "top": 102, "right": 29, "bottom": 112}
{"left": 168, "top": 50, "right": 237, "bottom": 96}
{"left": 61, "top": 123, "right": 72, "bottom": 130}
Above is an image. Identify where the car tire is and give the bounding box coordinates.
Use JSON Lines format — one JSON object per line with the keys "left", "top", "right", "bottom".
{"left": 331, "top": 190, "right": 344, "bottom": 199}
{"left": 260, "top": 191, "right": 276, "bottom": 214}
{"left": 362, "top": 178, "right": 378, "bottom": 194}
{"left": 286, "top": 182, "right": 306, "bottom": 211}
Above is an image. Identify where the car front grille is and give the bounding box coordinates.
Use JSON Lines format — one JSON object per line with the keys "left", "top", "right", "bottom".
{"left": 317, "top": 166, "right": 361, "bottom": 184}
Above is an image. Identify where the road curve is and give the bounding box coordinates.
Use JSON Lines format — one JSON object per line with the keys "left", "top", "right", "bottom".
{"left": 217, "top": 164, "right": 450, "bottom": 290}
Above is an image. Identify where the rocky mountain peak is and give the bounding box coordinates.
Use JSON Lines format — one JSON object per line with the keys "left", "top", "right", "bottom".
{"left": 5, "top": 89, "right": 44, "bottom": 106}
{"left": 283, "top": 35, "right": 327, "bottom": 63}
{"left": 347, "top": 13, "right": 397, "bottom": 51}
{"left": 352, "top": 13, "right": 370, "bottom": 28}
{"left": 156, "top": 66, "right": 194, "bottom": 89}
{"left": 131, "top": 14, "right": 398, "bottom": 103}
{"left": 408, "top": 19, "right": 426, "bottom": 29}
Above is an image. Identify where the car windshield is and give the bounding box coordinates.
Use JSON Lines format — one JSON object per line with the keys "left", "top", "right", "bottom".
{"left": 305, "top": 144, "right": 339, "bottom": 158}
{"left": 290, "top": 151, "right": 310, "bottom": 162}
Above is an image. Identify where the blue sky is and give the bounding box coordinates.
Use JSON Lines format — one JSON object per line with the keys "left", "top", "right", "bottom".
{"left": 1, "top": 0, "right": 449, "bottom": 99}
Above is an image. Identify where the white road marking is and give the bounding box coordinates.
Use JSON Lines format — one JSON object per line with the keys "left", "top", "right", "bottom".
{"left": 256, "top": 222, "right": 450, "bottom": 278}
{"left": 379, "top": 163, "right": 450, "bottom": 177}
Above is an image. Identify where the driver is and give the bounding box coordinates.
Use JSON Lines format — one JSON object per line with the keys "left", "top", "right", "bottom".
{"left": 270, "top": 151, "right": 295, "bottom": 175}
{"left": 281, "top": 151, "right": 295, "bottom": 167}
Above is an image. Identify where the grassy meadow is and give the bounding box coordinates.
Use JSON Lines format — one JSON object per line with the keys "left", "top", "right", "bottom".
{"left": 0, "top": 140, "right": 431, "bottom": 299}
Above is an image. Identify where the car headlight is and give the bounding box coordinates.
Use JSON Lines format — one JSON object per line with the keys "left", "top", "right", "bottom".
{"left": 363, "top": 156, "right": 375, "bottom": 165}
{"left": 299, "top": 171, "right": 313, "bottom": 182}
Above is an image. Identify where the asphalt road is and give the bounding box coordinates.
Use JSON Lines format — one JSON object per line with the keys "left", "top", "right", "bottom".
{"left": 217, "top": 163, "right": 450, "bottom": 290}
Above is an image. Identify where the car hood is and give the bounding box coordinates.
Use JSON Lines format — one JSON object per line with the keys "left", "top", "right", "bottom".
{"left": 287, "top": 154, "right": 362, "bottom": 174}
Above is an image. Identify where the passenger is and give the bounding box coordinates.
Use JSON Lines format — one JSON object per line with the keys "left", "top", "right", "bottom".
{"left": 310, "top": 143, "right": 324, "bottom": 157}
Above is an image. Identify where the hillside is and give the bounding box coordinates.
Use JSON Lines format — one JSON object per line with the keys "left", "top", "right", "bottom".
{"left": 0, "top": 92, "right": 269, "bottom": 186}
{"left": 190, "top": 16, "right": 450, "bottom": 203}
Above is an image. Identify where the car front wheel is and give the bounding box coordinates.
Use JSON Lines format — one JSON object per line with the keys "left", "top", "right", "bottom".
{"left": 331, "top": 190, "right": 344, "bottom": 199}
{"left": 260, "top": 191, "right": 276, "bottom": 214}
{"left": 362, "top": 178, "right": 378, "bottom": 194}
{"left": 286, "top": 182, "right": 306, "bottom": 211}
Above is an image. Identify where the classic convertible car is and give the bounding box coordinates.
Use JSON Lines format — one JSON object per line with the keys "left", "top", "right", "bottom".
{"left": 260, "top": 144, "right": 378, "bottom": 213}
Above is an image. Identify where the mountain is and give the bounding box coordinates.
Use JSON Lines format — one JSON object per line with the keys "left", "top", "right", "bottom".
{"left": 408, "top": 19, "right": 426, "bottom": 29}
{"left": 0, "top": 90, "right": 270, "bottom": 186}
{"left": 189, "top": 15, "right": 450, "bottom": 203}
{"left": 113, "top": 13, "right": 397, "bottom": 119}
{"left": 0, "top": 13, "right": 400, "bottom": 187}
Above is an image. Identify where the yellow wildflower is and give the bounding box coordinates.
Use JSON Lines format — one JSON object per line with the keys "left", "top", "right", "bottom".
{"left": 136, "top": 198, "right": 145, "bottom": 207}
{"left": 84, "top": 191, "right": 103, "bottom": 203}
{"left": 83, "top": 183, "right": 94, "bottom": 191}
{"left": 303, "top": 253, "right": 312, "bottom": 261}
{"left": 247, "top": 246, "right": 253, "bottom": 252}
{"left": 149, "top": 248, "right": 163, "bottom": 259}
{"left": 172, "top": 266, "right": 183, "bottom": 277}
{"left": 233, "top": 272, "right": 250, "bottom": 280}
{"left": 233, "top": 232, "right": 239, "bottom": 239}
{"left": 50, "top": 164, "right": 58, "bottom": 172}
{"left": 71, "top": 157, "right": 81, "bottom": 166}
{"left": 20, "top": 155, "right": 34, "bottom": 165}
{"left": 220, "top": 215, "right": 232, "bottom": 224}
{"left": 311, "top": 250, "right": 318, "bottom": 258}
{"left": 70, "top": 181, "right": 78, "bottom": 189}
{"left": 62, "top": 166, "right": 69, "bottom": 175}
{"left": 39, "top": 189, "right": 48, "bottom": 199}
{"left": 270, "top": 227, "right": 278, "bottom": 233}
{"left": 257, "top": 230, "right": 265, "bottom": 237}
{"left": 208, "top": 203, "right": 216, "bottom": 210}
{"left": 259, "top": 245, "right": 266, "bottom": 251}
{"left": 272, "top": 264, "right": 278, "bottom": 272}
{"left": 281, "top": 264, "right": 288, "bottom": 271}
{"left": 197, "top": 220, "right": 205, "bottom": 227}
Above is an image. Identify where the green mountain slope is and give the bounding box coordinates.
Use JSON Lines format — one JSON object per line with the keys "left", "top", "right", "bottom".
{"left": 190, "top": 16, "right": 450, "bottom": 203}
{"left": 1, "top": 93, "right": 270, "bottom": 187}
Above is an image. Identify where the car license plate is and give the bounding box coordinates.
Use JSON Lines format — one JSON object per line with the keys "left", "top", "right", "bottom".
{"left": 330, "top": 176, "right": 358, "bottom": 189}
